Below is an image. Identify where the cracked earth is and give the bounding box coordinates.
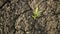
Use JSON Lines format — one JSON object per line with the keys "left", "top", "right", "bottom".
{"left": 0, "top": 0, "right": 60, "bottom": 34}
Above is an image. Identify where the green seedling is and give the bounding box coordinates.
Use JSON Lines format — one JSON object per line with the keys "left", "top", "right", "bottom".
{"left": 32, "top": 4, "right": 40, "bottom": 19}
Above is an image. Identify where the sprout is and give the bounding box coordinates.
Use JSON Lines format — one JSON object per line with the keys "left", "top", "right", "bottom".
{"left": 32, "top": 4, "right": 40, "bottom": 19}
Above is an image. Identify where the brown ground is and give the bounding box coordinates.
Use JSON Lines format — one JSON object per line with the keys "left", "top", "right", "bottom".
{"left": 0, "top": 0, "right": 60, "bottom": 34}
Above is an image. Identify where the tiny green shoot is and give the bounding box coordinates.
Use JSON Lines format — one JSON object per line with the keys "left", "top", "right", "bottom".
{"left": 32, "top": 4, "right": 40, "bottom": 19}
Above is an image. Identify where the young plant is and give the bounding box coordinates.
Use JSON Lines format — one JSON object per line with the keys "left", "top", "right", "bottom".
{"left": 32, "top": 4, "right": 40, "bottom": 19}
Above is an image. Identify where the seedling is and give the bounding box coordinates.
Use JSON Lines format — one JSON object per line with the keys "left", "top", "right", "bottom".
{"left": 32, "top": 4, "right": 41, "bottom": 19}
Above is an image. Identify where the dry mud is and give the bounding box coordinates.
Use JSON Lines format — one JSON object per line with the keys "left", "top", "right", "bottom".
{"left": 0, "top": 0, "right": 60, "bottom": 34}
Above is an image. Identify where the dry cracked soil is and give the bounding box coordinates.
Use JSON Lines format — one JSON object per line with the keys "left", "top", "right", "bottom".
{"left": 0, "top": 0, "right": 60, "bottom": 34}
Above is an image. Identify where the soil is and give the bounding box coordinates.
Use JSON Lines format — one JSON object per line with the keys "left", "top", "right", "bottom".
{"left": 0, "top": 0, "right": 60, "bottom": 34}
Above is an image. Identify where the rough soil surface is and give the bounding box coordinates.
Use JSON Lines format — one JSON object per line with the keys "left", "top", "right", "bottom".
{"left": 0, "top": 0, "right": 60, "bottom": 34}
